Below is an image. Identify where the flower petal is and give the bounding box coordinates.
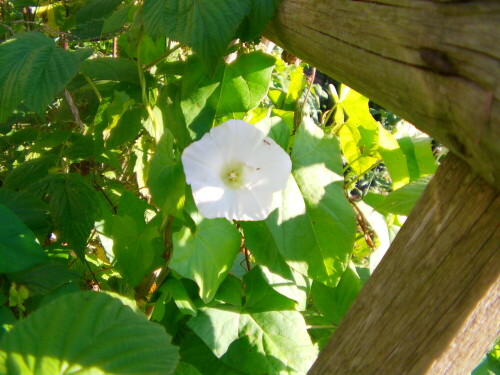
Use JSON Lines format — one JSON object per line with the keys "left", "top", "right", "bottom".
{"left": 181, "top": 119, "right": 292, "bottom": 221}
{"left": 209, "top": 120, "right": 266, "bottom": 162}
{"left": 244, "top": 137, "right": 292, "bottom": 192}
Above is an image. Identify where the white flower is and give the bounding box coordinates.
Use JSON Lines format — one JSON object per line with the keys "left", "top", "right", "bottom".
{"left": 181, "top": 120, "right": 292, "bottom": 221}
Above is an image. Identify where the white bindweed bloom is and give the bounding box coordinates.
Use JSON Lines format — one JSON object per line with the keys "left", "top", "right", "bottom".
{"left": 181, "top": 120, "right": 292, "bottom": 221}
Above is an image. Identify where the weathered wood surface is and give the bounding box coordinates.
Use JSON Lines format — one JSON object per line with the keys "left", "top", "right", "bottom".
{"left": 307, "top": 154, "right": 500, "bottom": 374}
{"left": 265, "top": 0, "right": 500, "bottom": 185}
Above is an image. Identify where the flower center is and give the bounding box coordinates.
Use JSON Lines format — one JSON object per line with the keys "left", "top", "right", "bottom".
{"left": 221, "top": 162, "right": 246, "bottom": 189}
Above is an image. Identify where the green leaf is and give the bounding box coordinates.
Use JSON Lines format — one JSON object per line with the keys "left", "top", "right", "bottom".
{"left": 143, "top": 0, "right": 251, "bottom": 67}
{"left": 0, "top": 292, "right": 179, "bottom": 374}
{"left": 180, "top": 52, "right": 275, "bottom": 139}
{"left": 102, "top": 3, "right": 133, "bottom": 34}
{"left": 378, "top": 124, "right": 410, "bottom": 189}
{"left": 81, "top": 57, "right": 140, "bottom": 84}
{"left": 171, "top": 213, "right": 241, "bottom": 303}
{"left": 338, "top": 119, "right": 379, "bottom": 175}
{"left": 243, "top": 266, "right": 296, "bottom": 311}
{"left": 7, "top": 263, "right": 81, "bottom": 296}
{"left": 110, "top": 215, "right": 164, "bottom": 287}
{"left": 377, "top": 175, "right": 432, "bottom": 216}
{"left": 76, "top": 0, "right": 122, "bottom": 23}
{"left": 395, "top": 123, "right": 437, "bottom": 181}
{"left": 254, "top": 116, "right": 291, "bottom": 150}
{"left": 237, "top": 0, "right": 281, "bottom": 42}
{"left": 175, "top": 362, "right": 203, "bottom": 375}
{"left": 0, "top": 205, "right": 49, "bottom": 273}
{"left": 148, "top": 129, "right": 186, "bottom": 216}
{"left": 0, "top": 189, "right": 50, "bottom": 240}
{"left": 188, "top": 306, "right": 318, "bottom": 374}
{"left": 311, "top": 264, "right": 362, "bottom": 324}
{"left": 264, "top": 118, "right": 357, "bottom": 287}
{"left": 3, "top": 155, "right": 58, "bottom": 191}
{"left": 241, "top": 218, "right": 295, "bottom": 279}
{"left": 0, "top": 32, "right": 80, "bottom": 121}
{"left": 162, "top": 278, "right": 198, "bottom": 316}
{"left": 31, "top": 173, "right": 101, "bottom": 255}
{"left": 179, "top": 332, "right": 244, "bottom": 375}
{"left": 106, "top": 107, "right": 146, "bottom": 149}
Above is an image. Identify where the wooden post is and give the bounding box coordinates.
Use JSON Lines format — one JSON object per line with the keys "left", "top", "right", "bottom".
{"left": 265, "top": 0, "right": 500, "bottom": 185}
{"left": 264, "top": 1, "right": 500, "bottom": 373}
{"left": 309, "top": 154, "right": 499, "bottom": 374}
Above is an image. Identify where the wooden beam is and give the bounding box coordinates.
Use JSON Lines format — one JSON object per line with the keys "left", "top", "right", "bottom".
{"left": 265, "top": 0, "right": 500, "bottom": 185}
{"left": 308, "top": 154, "right": 500, "bottom": 374}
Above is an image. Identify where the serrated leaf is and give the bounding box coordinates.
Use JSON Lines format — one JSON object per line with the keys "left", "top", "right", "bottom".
{"left": 0, "top": 32, "right": 80, "bottom": 120}
{"left": 143, "top": 0, "right": 251, "bottom": 67}
{"left": 102, "top": 3, "right": 133, "bottom": 34}
{"left": 181, "top": 52, "right": 275, "bottom": 139}
{"left": 237, "top": 0, "right": 281, "bottom": 42}
{"left": 31, "top": 173, "right": 101, "bottom": 255}
{"left": 7, "top": 263, "right": 81, "bottom": 296}
{"left": 0, "top": 205, "right": 49, "bottom": 273}
{"left": 0, "top": 291, "right": 179, "bottom": 374}
{"left": 171, "top": 213, "right": 241, "bottom": 303}
{"left": 81, "top": 57, "right": 140, "bottom": 84}
{"left": 0, "top": 189, "right": 50, "bottom": 240}
{"left": 76, "top": 0, "right": 122, "bottom": 23}
{"left": 3, "top": 155, "right": 58, "bottom": 191}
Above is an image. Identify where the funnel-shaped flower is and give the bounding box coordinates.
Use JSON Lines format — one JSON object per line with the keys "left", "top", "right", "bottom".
{"left": 182, "top": 120, "right": 292, "bottom": 221}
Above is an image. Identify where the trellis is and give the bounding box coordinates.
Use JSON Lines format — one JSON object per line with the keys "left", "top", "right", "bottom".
{"left": 265, "top": 1, "right": 500, "bottom": 374}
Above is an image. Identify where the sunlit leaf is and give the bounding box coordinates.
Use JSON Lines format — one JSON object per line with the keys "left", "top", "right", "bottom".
{"left": 261, "top": 118, "right": 357, "bottom": 287}
{"left": 171, "top": 213, "right": 241, "bottom": 303}
{"left": 180, "top": 52, "right": 275, "bottom": 139}
{"left": 143, "top": 0, "right": 251, "bottom": 67}
{"left": 188, "top": 306, "right": 318, "bottom": 374}
{"left": 0, "top": 292, "right": 179, "bottom": 375}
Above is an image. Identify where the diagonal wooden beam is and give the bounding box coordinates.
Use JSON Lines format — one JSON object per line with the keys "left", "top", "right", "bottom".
{"left": 265, "top": 0, "right": 500, "bottom": 185}
{"left": 307, "top": 154, "right": 500, "bottom": 374}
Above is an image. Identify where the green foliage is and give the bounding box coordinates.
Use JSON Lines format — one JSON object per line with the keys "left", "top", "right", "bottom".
{"left": 0, "top": 205, "right": 49, "bottom": 273}
{"left": 0, "top": 1, "right": 449, "bottom": 374}
{"left": 0, "top": 32, "right": 80, "bottom": 121}
{"left": 32, "top": 173, "right": 101, "bottom": 256}
{"left": 0, "top": 292, "right": 179, "bottom": 374}
{"left": 171, "top": 212, "right": 241, "bottom": 303}
{"left": 143, "top": 0, "right": 251, "bottom": 68}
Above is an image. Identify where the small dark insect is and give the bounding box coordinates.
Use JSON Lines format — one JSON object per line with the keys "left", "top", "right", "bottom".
{"left": 263, "top": 140, "right": 271, "bottom": 145}
{"left": 256, "top": 167, "right": 261, "bottom": 171}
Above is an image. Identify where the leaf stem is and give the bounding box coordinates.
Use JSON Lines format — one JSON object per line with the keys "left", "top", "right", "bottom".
{"left": 84, "top": 75, "right": 102, "bottom": 103}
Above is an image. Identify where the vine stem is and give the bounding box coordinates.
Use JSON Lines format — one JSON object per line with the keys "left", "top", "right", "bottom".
{"left": 348, "top": 197, "right": 376, "bottom": 250}
{"left": 137, "top": 34, "right": 160, "bottom": 136}
{"left": 294, "top": 67, "right": 316, "bottom": 134}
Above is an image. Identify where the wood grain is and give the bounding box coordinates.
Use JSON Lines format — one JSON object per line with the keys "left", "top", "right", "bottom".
{"left": 265, "top": 0, "right": 500, "bottom": 185}
{"left": 308, "top": 154, "right": 500, "bottom": 374}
